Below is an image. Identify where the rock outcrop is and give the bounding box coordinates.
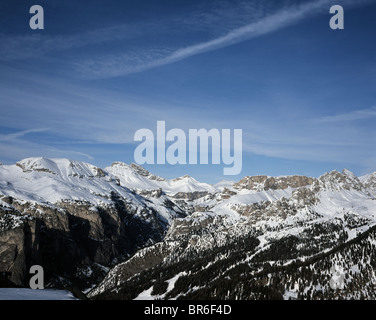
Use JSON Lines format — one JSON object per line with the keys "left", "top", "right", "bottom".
{"left": 233, "top": 175, "right": 315, "bottom": 191}
{"left": 0, "top": 192, "right": 178, "bottom": 289}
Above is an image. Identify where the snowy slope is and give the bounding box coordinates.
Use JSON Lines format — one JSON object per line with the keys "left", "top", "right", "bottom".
{"left": 0, "top": 288, "right": 77, "bottom": 300}
{"left": 0, "top": 157, "right": 219, "bottom": 226}
{"left": 0, "top": 157, "right": 217, "bottom": 208}
{"left": 0, "top": 157, "right": 141, "bottom": 205}
{"left": 106, "top": 162, "right": 217, "bottom": 195}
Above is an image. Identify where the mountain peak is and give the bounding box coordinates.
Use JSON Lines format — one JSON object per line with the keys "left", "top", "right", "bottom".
{"left": 342, "top": 168, "right": 356, "bottom": 178}
{"left": 130, "top": 163, "right": 151, "bottom": 176}
{"left": 172, "top": 175, "right": 196, "bottom": 183}
{"left": 16, "top": 157, "right": 59, "bottom": 174}
{"left": 318, "top": 169, "right": 363, "bottom": 192}
{"left": 233, "top": 175, "right": 314, "bottom": 191}
{"left": 111, "top": 161, "right": 129, "bottom": 167}
{"left": 130, "top": 163, "right": 165, "bottom": 182}
{"left": 14, "top": 157, "right": 106, "bottom": 179}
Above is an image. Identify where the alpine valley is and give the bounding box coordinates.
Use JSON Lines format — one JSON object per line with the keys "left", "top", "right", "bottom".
{"left": 1, "top": 157, "right": 376, "bottom": 300}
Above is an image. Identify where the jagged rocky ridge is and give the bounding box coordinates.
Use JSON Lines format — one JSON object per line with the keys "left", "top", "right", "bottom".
{"left": 1, "top": 157, "right": 376, "bottom": 299}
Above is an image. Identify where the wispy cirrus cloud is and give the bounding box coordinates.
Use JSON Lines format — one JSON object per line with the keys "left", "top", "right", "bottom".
{"left": 0, "top": 24, "right": 145, "bottom": 61}
{"left": 314, "top": 106, "right": 376, "bottom": 123}
{"left": 73, "top": 0, "right": 374, "bottom": 79}
{"left": 0, "top": 128, "right": 50, "bottom": 141}
{"left": 0, "top": 0, "right": 263, "bottom": 62}
{"left": 1, "top": 0, "right": 373, "bottom": 79}
{"left": 0, "top": 128, "right": 94, "bottom": 164}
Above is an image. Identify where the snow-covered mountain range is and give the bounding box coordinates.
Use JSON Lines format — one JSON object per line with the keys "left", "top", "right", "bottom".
{"left": 1, "top": 157, "right": 376, "bottom": 299}
{"left": 0, "top": 157, "right": 217, "bottom": 205}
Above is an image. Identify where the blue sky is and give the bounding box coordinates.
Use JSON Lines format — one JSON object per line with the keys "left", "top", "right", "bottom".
{"left": 0, "top": 0, "right": 376, "bottom": 183}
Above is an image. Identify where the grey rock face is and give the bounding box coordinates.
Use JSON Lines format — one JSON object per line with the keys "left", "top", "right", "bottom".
{"left": 0, "top": 193, "right": 173, "bottom": 289}
{"left": 234, "top": 175, "right": 315, "bottom": 191}
{"left": 172, "top": 191, "right": 210, "bottom": 201}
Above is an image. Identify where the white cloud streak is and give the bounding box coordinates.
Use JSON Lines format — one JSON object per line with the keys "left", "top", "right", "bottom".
{"left": 1, "top": 0, "right": 373, "bottom": 79}
{"left": 0, "top": 128, "right": 50, "bottom": 142}
{"left": 315, "top": 106, "right": 376, "bottom": 123}
{"left": 0, "top": 128, "right": 94, "bottom": 164}
{"left": 75, "top": 0, "right": 373, "bottom": 79}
